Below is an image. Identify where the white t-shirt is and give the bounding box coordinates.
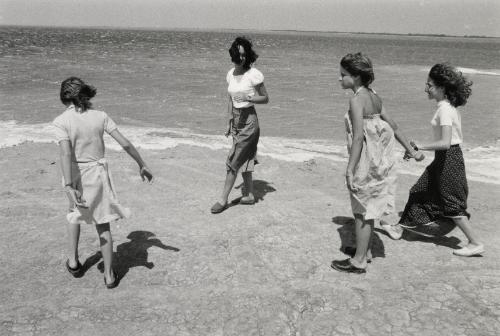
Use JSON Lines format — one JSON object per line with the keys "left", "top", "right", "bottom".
{"left": 53, "top": 105, "right": 118, "bottom": 162}
{"left": 430, "top": 100, "right": 463, "bottom": 145}
{"left": 227, "top": 67, "right": 264, "bottom": 108}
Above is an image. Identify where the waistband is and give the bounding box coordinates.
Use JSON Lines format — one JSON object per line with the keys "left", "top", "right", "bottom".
{"left": 232, "top": 105, "right": 256, "bottom": 113}
{"left": 72, "top": 158, "right": 108, "bottom": 167}
{"left": 363, "top": 113, "right": 381, "bottom": 119}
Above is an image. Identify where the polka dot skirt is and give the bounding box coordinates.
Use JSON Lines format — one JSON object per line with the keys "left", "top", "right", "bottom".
{"left": 399, "top": 145, "right": 470, "bottom": 229}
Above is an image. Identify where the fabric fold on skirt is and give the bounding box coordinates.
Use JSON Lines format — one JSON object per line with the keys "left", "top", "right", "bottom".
{"left": 64, "top": 158, "right": 130, "bottom": 225}
{"left": 226, "top": 106, "right": 260, "bottom": 173}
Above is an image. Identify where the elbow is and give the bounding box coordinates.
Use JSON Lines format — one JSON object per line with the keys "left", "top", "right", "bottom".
{"left": 441, "top": 143, "right": 451, "bottom": 150}
{"left": 262, "top": 96, "right": 269, "bottom": 104}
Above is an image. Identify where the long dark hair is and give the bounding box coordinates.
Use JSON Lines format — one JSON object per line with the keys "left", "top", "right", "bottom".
{"left": 340, "top": 52, "right": 375, "bottom": 87}
{"left": 428, "top": 63, "right": 472, "bottom": 107}
{"left": 60, "top": 77, "right": 96, "bottom": 111}
{"left": 228, "top": 36, "right": 258, "bottom": 68}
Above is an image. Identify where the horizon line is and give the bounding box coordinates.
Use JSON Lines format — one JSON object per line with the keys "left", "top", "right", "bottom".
{"left": 0, "top": 24, "right": 498, "bottom": 39}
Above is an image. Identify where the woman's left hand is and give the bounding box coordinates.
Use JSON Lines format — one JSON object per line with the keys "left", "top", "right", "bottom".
{"left": 345, "top": 173, "right": 358, "bottom": 192}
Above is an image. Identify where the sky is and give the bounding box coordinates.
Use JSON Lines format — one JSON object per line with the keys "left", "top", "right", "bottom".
{"left": 1, "top": 0, "right": 499, "bottom": 37}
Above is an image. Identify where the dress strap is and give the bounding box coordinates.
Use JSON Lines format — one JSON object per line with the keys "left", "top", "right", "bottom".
{"left": 363, "top": 113, "right": 381, "bottom": 119}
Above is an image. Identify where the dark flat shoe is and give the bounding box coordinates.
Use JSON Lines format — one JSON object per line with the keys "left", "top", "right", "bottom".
{"left": 104, "top": 270, "right": 119, "bottom": 289}
{"left": 66, "top": 259, "right": 83, "bottom": 278}
{"left": 331, "top": 259, "right": 366, "bottom": 274}
{"left": 211, "top": 202, "right": 228, "bottom": 214}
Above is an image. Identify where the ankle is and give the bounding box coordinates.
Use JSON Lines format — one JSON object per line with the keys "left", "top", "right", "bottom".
{"left": 68, "top": 257, "right": 79, "bottom": 267}
{"left": 350, "top": 258, "right": 367, "bottom": 269}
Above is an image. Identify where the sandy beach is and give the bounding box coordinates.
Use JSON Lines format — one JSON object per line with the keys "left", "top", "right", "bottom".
{"left": 1, "top": 142, "right": 499, "bottom": 336}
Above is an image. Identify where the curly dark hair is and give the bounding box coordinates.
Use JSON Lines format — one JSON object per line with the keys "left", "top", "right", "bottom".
{"left": 340, "top": 52, "right": 375, "bottom": 87}
{"left": 60, "top": 77, "right": 97, "bottom": 110}
{"left": 228, "top": 36, "right": 258, "bottom": 68}
{"left": 428, "top": 63, "right": 472, "bottom": 107}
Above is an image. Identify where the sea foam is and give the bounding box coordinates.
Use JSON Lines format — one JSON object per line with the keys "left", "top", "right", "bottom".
{"left": 1, "top": 121, "right": 499, "bottom": 185}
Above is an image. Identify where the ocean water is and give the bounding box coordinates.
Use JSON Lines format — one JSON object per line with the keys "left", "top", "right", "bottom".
{"left": 1, "top": 26, "right": 499, "bottom": 184}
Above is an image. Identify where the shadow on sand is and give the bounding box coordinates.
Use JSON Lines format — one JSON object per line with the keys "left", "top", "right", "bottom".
{"left": 332, "top": 216, "right": 386, "bottom": 259}
{"left": 92, "top": 230, "right": 179, "bottom": 282}
{"left": 232, "top": 179, "right": 276, "bottom": 205}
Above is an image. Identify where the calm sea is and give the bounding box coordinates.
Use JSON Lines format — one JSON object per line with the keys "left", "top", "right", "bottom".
{"left": 1, "top": 26, "right": 499, "bottom": 183}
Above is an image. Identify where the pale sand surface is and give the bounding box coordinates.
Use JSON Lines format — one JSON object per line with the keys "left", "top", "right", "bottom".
{"left": 1, "top": 143, "right": 499, "bottom": 336}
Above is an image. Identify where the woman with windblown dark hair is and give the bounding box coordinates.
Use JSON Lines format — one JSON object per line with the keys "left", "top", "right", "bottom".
{"left": 396, "top": 63, "right": 484, "bottom": 257}
{"left": 211, "top": 36, "right": 269, "bottom": 214}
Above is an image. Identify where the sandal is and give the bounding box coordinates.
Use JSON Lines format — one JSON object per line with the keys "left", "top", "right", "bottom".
{"left": 66, "top": 259, "right": 83, "bottom": 278}
{"left": 104, "top": 270, "right": 119, "bottom": 289}
{"left": 211, "top": 202, "right": 228, "bottom": 214}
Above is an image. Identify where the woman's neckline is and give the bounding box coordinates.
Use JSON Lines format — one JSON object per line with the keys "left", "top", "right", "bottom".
{"left": 233, "top": 67, "right": 251, "bottom": 76}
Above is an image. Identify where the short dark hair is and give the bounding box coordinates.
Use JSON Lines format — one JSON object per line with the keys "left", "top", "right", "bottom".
{"left": 60, "top": 77, "right": 96, "bottom": 110}
{"left": 228, "top": 36, "right": 258, "bottom": 68}
{"left": 428, "top": 63, "right": 472, "bottom": 107}
{"left": 340, "top": 52, "right": 375, "bottom": 87}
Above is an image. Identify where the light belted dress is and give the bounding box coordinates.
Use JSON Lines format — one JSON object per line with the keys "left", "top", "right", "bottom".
{"left": 53, "top": 105, "right": 130, "bottom": 225}
{"left": 344, "top": 91, "right": 397, "bottom": 220}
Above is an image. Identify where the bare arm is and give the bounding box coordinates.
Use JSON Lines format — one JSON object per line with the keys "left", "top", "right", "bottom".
{"left": 250, "top": 82, "right": 269, "bottom": 104}
{"left": 380, "top": 107, "right": 424, "bottom": 161}
{"left": 417, "top": 126, "right": 452, "bottom": 151}
{"left": 58, "top": 140, "right": 87, "bottom": 207}
{"left": 225, "top": 95, "right": 233, "bottom": 137}
{"left": 233, "top": 82, "right": 269, "bottom": 104}
{"left": 109, "top": 129, "right": 153, "bottom": 182}
{"left": 345, "top": 98, "right": 364, "bottom": 191}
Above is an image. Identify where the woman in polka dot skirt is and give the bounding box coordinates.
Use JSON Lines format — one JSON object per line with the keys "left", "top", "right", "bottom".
{"left": 397, "top": 63, "right": 484, "bottom": 257}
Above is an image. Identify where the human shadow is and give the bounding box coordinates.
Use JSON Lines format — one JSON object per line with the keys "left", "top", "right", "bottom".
{"left": 233, "top": 179, "right": 276, "bottom": 204}
{"left": 77, "top": 251, "right": 103, "bottom": 277}
{"left": 97, "top": 230, "right": 179, "bottom": 281}
{"left": 332, "top": 216, "right": 385, "bottom": 259}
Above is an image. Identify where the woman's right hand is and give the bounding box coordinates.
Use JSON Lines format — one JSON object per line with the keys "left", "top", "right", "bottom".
{"left": 413, "top": 151, "right": 425, "bottom": 161}
{"left": 65, "top": 186, "right": 88, "bottom": 208}
{"left": 140, "top": 166, "right": 154, "bottom": 183}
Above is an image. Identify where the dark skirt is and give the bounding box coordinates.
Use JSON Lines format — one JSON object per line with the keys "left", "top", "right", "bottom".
{"left": 399, "top": 145, "right": 470, "bottom": 232}
{"left": 226, "top": 106, "right": 260, "bottom": 173}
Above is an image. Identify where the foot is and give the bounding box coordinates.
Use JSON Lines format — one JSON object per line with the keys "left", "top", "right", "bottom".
{"left": 381, "top": 223, "right": 403, "bottom": 240}
{"left": 104, "top": 270, "right": 119, "bottom": 289}
{"left": 239, "top": 195, "right": 255, "bottom": 205}
{"left": 330, "top": 258, "right": 366, "bottom": 274}
{"left": 341, "top": 246, "right": 372, "bottom": 263}
{"left": 65, "top": 259, "right": 83, "bottom": 278}
{"left": 211, "top": 202, "right": 228, "bottom": 214}
{"left": 453, "top": 243, "right": 484, "bottom": 257}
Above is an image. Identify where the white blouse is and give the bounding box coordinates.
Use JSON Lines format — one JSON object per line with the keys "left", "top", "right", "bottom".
{"left": 227, "top": 67, "right": 264, "bottom": 108}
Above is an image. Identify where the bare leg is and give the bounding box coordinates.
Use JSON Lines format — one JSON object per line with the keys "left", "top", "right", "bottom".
{"left": 67, "top": 223, "right": 80, "bottom": 268}
{"left": 351, "top": 215, "right": 373, "bottom": 268}
{"left": 241, "top": 171, "right": 255, "bottom": 202}
{"left": 220, "top": 169, "right": 238, "bottom": 205}
{"left": 96, "top": 223, "right": 115, "bottom": 283}
{"left": 452, "top": 217, "right": 482, "bottom": 246}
